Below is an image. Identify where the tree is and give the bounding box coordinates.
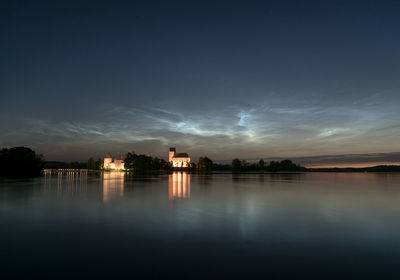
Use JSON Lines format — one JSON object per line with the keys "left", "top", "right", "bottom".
{"left": 232, "top": 158, "right": 242, "bottom": 172}
{"left": 0, "top": 147, "right": 44, "bottom": 178}
{"left": 241, "top": 160, "right": 249, "bottom": 171}
{"left": 135, "top": 155, "right": 153, "bottom": 172}
{"left": 268, "top": 161, "right": 279, "bottom": 172}
{"left": 197, "top": 156, "right": 213, "bottom": 173}
{"left": 87, "top": 157, "right": 96, "bottom": 170}
{"left": 124, "top": 152, "right": 136, "bottom": 170}
{"left": 258, "top": 159, "right": 265, "bottom": 170}
{"left": 0, "top": 148, "right": 8, "bottom": 174}
{"left": 95, "top": 158, "right": 103, "bottom": 170}
{"left": 124, "top": 152, "right": 158, "bottom": 173}
{"left": 159, "top": 158, "right": 170, "bottom": 170}
{"left": 265, "top": 159, "right": 302, "bottom": 172}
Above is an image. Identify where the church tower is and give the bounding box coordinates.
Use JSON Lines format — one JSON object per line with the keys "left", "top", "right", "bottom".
{"left": 169, "top": 147, "right": 176, "bottom": 163}
{"left": 104, "top": 152, "right": 112, "bottom": 169}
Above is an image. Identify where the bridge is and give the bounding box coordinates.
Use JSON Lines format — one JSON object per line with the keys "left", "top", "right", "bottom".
{"left": 44, "top": 169, "right": 100, "bottom": 174}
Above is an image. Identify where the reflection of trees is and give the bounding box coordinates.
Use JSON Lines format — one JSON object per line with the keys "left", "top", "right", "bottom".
{"left": 267, "top": 173, "right": 305, "bottom": 182}
{"left": 231, "top": 173, "right": 305, "bottom": 184}
{"left": 197, "top": 174, "right": 213, "bottom": 185}
{"left": 103, "top": 172, "right": 125, "bottom": 202}
{"left": 168, "top": 172, "right": 190, "bottom": 200}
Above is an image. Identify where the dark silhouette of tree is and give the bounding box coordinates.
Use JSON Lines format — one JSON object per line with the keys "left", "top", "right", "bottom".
{"left": 135, "top": 155, "right": 153, "bottom": 172}
{"left": 258, "top": 159, "right": 265, "bottom": 170}
{"left": 197, "top": 156, "right": 213, "bottom": 173}
{"left": 0, "top": 147, "right": 44, "bottom": 178}
{"left": 158, "top": 158, "right": 170, "bottom": 170}
{"left": 265, "top": 160, "right": 303, "bottom": 172}
{"left": 0, "top": 148, "right": 8, "bottom": 174}
{"left": 212, "top": 163, "right": 231, "bottom": 171}
{"left": 95, "top": 158, "right": 103, "bottom": 170}
{"left": 87, "top": 157, "right": 96, "bottom": 170}
{"left": 152, "top": 157, "right": 161, "bottom": 170}
{"left": 124, "top": 152, "right": 170, "bottom": 173}
{"left": 232, "top": 158, "right": 242, "bottom": 172}
{"left": 225, "top": 158, "right": 305, "bottom": 172}
{"left": 241, "top": 160, "right": 249, "bottom": 171}
{"left": 124, "top": 152, "right": 136, "bottom": 170}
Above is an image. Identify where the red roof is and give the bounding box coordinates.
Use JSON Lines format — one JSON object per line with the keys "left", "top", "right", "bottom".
{"left": 173, "top": 153, "right": 189, "bottom": 158}
{"left": 105, "top": 152, "right": 112, "bottom": 158}
{"left": 116, "top": 155, "right": 123, "bottom": 160}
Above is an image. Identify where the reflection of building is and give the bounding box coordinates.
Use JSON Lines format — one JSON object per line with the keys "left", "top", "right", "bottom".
{"left": 169, "top": 172, "right": 190, "bottom": 200}
{"left": 103, "top": 172, "right": 125, "bottom": 202}
{"left": 169, "top": 147, "right": 190, "bottom": 168}
{"left": 104, "top": 153, "right": 125, "bottom": 170}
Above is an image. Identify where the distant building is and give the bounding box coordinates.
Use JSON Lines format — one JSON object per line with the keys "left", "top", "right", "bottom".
{"left": 169, "top": 147, "right": 190, "bottom": 168}
{"left": 104, "top": 153, "right": 125, "bottom": 170}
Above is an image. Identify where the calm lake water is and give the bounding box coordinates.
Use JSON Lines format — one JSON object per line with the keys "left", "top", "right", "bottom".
{"left": 1, "top": 172, "right": 400, "bottom": 279}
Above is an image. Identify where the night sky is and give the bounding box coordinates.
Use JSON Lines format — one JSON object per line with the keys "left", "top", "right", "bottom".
{"left": 1, "top": 0, "right": 400, "bottom": 166}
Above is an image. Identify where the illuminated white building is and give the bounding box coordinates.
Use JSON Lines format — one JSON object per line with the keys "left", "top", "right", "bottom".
{"left": 103, "top": 153, "right": 125, "bottom": 170}
{"left": 169, "top": 147, "right": 190, "bottom": 168}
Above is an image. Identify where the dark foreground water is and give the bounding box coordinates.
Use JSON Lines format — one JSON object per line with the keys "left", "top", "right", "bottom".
{"left": 1, "top": 172, "right": 400, "bottom": 279}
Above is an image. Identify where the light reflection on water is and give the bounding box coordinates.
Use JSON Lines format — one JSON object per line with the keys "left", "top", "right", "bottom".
{"left": 2, "top": 172, "right": 400, "bottom": 278}
{"left": 169, "top": 172, "right": 190, "bottom": 200}
{"left": 43, "top": 171, "right": 192, "bottom": 202}
{"left": 43, "top": 170, "right": 90, "bottom": 197}
{"left": 103, "top": 172, "right": 124, "bottom": 202}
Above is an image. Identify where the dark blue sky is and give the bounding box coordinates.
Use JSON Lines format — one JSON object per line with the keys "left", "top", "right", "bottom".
{"left": 1, "top": 0, "right": 400, "bottom": 165}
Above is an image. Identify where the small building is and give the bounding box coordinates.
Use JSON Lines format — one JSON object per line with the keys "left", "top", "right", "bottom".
{"left": 104, "top": 153, "right": 125, "bottom": 170}
{"left": 169, "top": 147, "right": 191, "bottom": 168}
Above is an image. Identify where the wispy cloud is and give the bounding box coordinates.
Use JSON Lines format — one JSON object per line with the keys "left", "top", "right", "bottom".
{"left": 1, "top": 99, "right": 399, "bottom": 162}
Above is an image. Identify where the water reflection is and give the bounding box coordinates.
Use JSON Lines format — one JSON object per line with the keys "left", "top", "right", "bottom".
{"left": 43, "top": 170, "right": 89, "bottom": 196}
{"left": 5, "top": 173, "right": 400, "bottom": 278}
{"left": 103, "top": 172, "right": 125, "bottom": 202}
{"left": 169, "top": 172, "right": 190, "bottom": 200}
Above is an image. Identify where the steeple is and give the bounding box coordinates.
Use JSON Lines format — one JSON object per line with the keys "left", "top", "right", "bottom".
{"left": 169, "top": 147, "right": 176, "bottom": 162}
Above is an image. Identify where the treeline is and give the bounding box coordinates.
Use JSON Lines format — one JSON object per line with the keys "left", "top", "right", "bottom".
{"left": 197, "top": 156, "right": 213, "bottom": 172}
{"left": 124, "top": 152, "right": 170, "bottom": 173}
{"left": 46, "top": 158, "right": 103, "bottom": 170}
{"left": 45, "top": 157, "right": 400, "bottom": 174}
{"left": 223, "top": 159, "right": 306, "bottom": 172}
{"left": 44, "top": 161, "right": 91, "bottom": 169}
{"left": 3, "top": 146, "right": 398, "bottom": 179}
{"left": 86, "top": 157, "right": 103, "bottom": 170}
{"left": 0, "top": 147, "right": 44, "bottom": 178}
{"left": 122, "top": 154, "right": 214, "bottom": 173}
{"left": 187, "top": 157, "right": 304, "bottom": 173}
{"left": 83, "top": 152, "right": 305, "bottom": 174}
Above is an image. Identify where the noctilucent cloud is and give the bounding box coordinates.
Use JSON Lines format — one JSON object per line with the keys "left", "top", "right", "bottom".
{"left": 1, "top": 0, "right": 400, "bottom": 166}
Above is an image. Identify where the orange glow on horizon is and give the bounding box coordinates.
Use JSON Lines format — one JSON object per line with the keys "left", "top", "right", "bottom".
{"left": 306, "top": 162, "right": 400, "bottom": 168}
